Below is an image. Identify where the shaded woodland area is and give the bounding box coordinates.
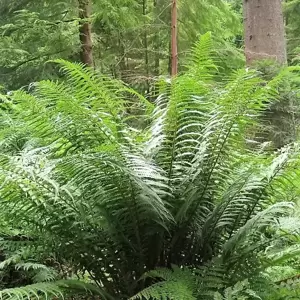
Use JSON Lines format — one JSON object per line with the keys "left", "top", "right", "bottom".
{"left": 1, "top": 0, "right": 300, "bottom": 299}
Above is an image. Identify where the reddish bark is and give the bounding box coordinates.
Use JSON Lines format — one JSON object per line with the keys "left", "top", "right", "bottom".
{"left": 78, "top": 0, "right": 94, "bottom": 67}
{"left": 171, "top": 0, "right": 178, "bottom": 76}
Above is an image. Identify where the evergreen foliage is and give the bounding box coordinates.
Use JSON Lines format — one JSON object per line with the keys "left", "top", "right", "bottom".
{"left": 0, "top": 0, "right": 241, "bottom": 91}
{"left": 0, "top": 0, "right": 79, "bottom": 90}
{"left": 284, "top": 0, "right": 300, "bottom": 63}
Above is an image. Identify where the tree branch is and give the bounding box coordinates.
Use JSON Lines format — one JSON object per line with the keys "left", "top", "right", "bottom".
{"left": 0, "top": 49, "right": 70, "bottom": 75}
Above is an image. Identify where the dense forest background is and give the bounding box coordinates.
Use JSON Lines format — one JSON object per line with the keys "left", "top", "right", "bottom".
{"left": 0, "top": 1, "right": 299, "bottom": 86}
{"left": 2, "top": 1, "right": 300, "bottom": 299}
{"left": 0, "top": 0, "right": 245, "bottom": 91}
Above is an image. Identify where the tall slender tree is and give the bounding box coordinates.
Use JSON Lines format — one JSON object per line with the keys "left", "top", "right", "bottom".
{"left": 153, "top": 0, "right": 160, "bottom": 77}
{"left": 143, "top": 0, "right": 150, "bottom": 92}
{"left": 243, "top": 0, "right": 287, "bottom": 65}
{"left": 78, "top": 0, "right": 93, "bottom": 67}
{"left": 171, "top": 0, "right": 178, "bottom": 76}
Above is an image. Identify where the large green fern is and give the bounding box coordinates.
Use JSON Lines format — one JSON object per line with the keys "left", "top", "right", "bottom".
{"left": 0, "top": 33, "right": 299, "bottom": 299}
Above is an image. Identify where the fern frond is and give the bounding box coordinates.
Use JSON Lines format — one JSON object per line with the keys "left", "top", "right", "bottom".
{"left": 32, "top": 268, "right": 58, "bottom": 283}
{"left": 187, "top": 32, "right": 217, "bottom": 80}
{"left": 0, "top": 280, "right": 108, "bottom": 300}
{"left": 131, "top": 266, "right": 197, "bottom": 300}
{"left": 51, "top": 59, "right": 125, "bottom": 120}
{"left": 15, "top": 262, "right": 49, "bottom": 272}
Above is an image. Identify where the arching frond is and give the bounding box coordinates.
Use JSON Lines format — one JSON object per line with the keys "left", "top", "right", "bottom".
{"left": 0, "top": 280, "right": 108, "bottom": 300}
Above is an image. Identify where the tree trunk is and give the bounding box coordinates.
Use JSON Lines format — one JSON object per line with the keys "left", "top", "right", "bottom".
{"left": 118, "top": 34, "right": 127, "bottom": 81}
{"left": 153, "top": 0, "right": 160, "bottom": 77}
{"left": 243, "top": 0, "right": 287, "bottom": 65}
{"left": 171, "top": 0, "right": 178, "bottom": 76}
{"left": 78, "top": 0, "right": 93, "bottom": 67}
{"left": 143, "top": 0, "right": 150, "bottom": 93}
